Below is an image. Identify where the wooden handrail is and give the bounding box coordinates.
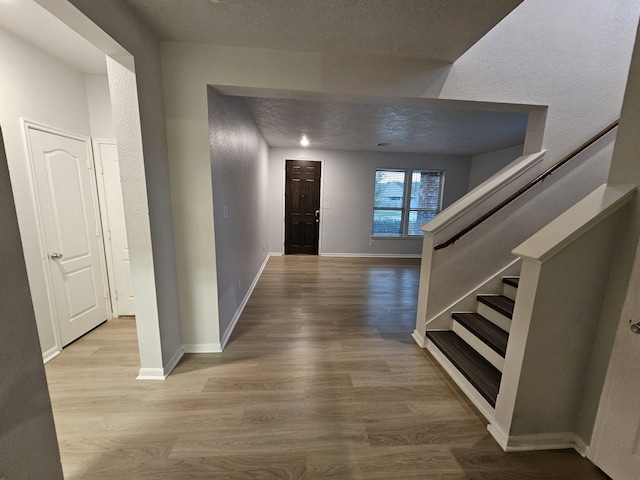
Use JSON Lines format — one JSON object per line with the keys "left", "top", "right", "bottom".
{"left": 433, "top": 120, "right": 620, "bottom": 250}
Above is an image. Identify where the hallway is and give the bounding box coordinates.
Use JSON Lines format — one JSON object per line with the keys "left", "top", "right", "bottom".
{"left": 45, "top": 256, "right": 606, "bottom": 479}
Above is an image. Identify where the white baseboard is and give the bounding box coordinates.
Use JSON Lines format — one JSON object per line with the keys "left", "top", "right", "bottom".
{"left": 220, "top": 254, "right": 270, "bottom": 350}
{"left": 137, "top": 368, "right": 168, "bottom": 380}
{"left": 136, "top": 346, "right": 184, "bottom": 380}
{"left": 320, "top": 253, "right": 422, "bottom": 258}
{"left": 42, "top": 346, "right": 61, "bottom": 364}
{"left": 268, "top": 252, "right": 283, "bottom": 256}
{"left": 488, "top": 423, "right": 588, "bottom": 454}
{"left": 412, "top": 329, "right": 426, "bottom": 347}
{"left": 426, "top": 339, "right": 495, "bottom": 422}
{"left": 183, "top": 343, "right": 222, "bottom": 353}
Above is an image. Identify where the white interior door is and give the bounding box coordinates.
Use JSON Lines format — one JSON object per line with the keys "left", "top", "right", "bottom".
{"left": 591, "top": 249, "right": 640, "bottom": 479}
{"left": 93, "top": 139, "right": 135, "bottom": 316}
{"left": 27, "top": 125, "right": 108, "bottom": 346}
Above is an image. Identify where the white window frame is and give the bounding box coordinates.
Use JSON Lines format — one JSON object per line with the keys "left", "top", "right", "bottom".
{"left": 372, "top": 168, "right": 445, "bottom": 238}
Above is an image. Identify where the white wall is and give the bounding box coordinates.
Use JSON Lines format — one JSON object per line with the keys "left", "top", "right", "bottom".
{"left": 208, "top": 89, "right": 269, "bottom": 346}
{"left": 415, "top": 0, "right": 639, "bottom": 334}
{"left": 0, "top": 128, "right": 63, "bottom": 479}
{"left": 0, "top": 26, "right": 93, "bottom": 358}
{"left": 62, "top": 0, "right": 184, "bottom": 374}
{"left": 589, "top": 12, "right": 640, "bottom": 460}
{"left": 268, "top": 148, "right": 471, "bottom": 256}
{"left": 84, "top": 73, "right": 115, "bottom": 139}
{"left": 468, "top": 144, "right": 523, "bottom": 191}
{"left": 429, "top": 0, "right": 639, "bottom": 163}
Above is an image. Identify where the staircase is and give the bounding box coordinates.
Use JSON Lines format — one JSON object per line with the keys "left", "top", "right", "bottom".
{"left": 426, "top": 276, "right": 518, "bottom": 410}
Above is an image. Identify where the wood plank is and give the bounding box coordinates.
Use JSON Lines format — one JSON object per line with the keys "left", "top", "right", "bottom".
{"left": 426, "top": 330, "right": 501, "bottom": 407}
{"left": 44, "top": 256, "right": 605, "bottom": 479}
{"left": 477, "top": 294, "right": 515, "bottom": 318}
{"left": 452, "top": 312, "right": 509, "bottom": 356}
{"left": 502, "top": 276, "right": 520, "bottom": 288}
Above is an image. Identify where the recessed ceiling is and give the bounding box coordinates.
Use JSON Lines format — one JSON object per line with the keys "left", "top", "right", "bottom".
{"left": 228, "top": 94, "right": 528, "bottom": 155}
{"left": 125, "top": 0, "right": 524, "bottom": 62}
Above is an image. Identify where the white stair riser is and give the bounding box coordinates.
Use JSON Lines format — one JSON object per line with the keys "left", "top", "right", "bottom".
{"left": 502, "top": 283, "right": 518, "bottom": 301}
{"left": 477, "top": 302, "right": 511, "bottom": 332}
{"left": 453, "top": 321, "right": 505, "bottom": 372}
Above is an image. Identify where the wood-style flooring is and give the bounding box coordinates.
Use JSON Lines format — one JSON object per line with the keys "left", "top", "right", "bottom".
{"left": 45, "top": 256, "right": 607, "bottom": 479}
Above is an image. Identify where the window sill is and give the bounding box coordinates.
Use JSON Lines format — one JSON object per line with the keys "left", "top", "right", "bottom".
{"left": 371, "top": 235, "right": 424, "bottom": 241}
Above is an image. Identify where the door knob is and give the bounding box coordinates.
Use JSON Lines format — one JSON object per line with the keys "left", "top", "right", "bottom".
{"left": 315, "top": 209, "right": 320, "bottom": 223}
{"left": 49, "top": 252, "right": 63, "bottom": 260}
{"left": 631, "top": 323, "right": 640, "bottom": 334}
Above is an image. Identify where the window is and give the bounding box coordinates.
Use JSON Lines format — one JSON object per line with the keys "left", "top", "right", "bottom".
{"left": 372, "top": 169, "right": 445, "bottom": 237}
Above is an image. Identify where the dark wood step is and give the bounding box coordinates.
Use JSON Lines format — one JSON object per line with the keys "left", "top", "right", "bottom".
{"left": 426, "top": 331, "right": 501, "bottom": 407}
{"left": 452, "top": 312, "right": 508, "bottom": 357}
{"left": 502, "top": 276, "right": 519, "bottom": 288}
{"left": 477, "top": 294, "right": 514, "bottom": 319}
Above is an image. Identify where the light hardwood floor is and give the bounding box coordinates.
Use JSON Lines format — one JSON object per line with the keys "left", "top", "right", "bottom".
{"left": 45, "top": 256, "right": 608, "bottom": 479}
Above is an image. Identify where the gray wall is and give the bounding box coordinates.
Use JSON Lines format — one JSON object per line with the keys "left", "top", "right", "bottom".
{"left": 468, "top": 144, "right": 524, "bottom": 190}
{"left": 268, "top": 148, "right": 471, "bottom": 255}
{"left": 0, "top": 129, "right": 63, "bottom": 479}
{"left": 208, "top": 89, "right": 269, "bottom": 341}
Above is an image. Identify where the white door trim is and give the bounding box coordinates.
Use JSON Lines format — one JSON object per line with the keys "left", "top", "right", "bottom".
{"left": 21, "top": 119, "right": 111, "bottom": 357}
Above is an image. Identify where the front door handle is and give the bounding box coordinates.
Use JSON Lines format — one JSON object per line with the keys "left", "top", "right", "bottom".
{"left": 49, "top": 252, "right": 64, "bottom": 260}
{"left": 315, "top": 209, "right": 320, "bottom": 223}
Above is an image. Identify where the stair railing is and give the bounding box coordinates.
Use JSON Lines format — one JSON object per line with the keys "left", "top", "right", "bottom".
{"left": 433, "top": 120, "right": 620, "bottom": 250}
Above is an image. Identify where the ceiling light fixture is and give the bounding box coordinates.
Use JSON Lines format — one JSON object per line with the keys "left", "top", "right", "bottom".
{"left": 300, "top": 135, "right": 310, "bottom": 147}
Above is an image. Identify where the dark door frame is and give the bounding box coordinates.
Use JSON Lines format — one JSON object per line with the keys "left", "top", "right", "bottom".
{"left": 282, "top": 158, "right": 323, "bottom": 255}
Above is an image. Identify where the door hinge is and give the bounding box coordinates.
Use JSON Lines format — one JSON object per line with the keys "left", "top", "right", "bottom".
{"left": 107, "top": 229, "right": 112, "bottom": 240}
{"left": 114, "top": 290, "right": 119, "bottom": 301}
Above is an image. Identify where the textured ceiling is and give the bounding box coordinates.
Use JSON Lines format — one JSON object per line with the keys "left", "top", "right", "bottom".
{"left": 125, "top": 0, "right": 523, "bottom": 62}
{"left": 1, "top": 1, "right": 529, "bottom": 156}
{"left": 231, "top": 94, "right": 528, "bottom": 155}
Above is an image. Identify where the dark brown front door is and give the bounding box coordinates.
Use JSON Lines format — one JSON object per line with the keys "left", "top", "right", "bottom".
{"left": 285, "top": 160, "right": 321, "bottom": 255}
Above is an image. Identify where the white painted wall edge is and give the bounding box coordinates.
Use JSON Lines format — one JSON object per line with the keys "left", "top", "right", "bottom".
{"left": 426, "top": 340, "right": 495, "bottom": 422}
{"left": 422, "top": 151, "right": 546, "bottom": 235}
{"left": 42, "top": 347, "right": 60, "bottom": 364}
{"left": 136, "top": 346, "right": 184, "bottom": 380}
{"left": 487, "top": 423, "right": 588, "bottom": 455}
{"left": 425, "top": 259, "right": 521, "bottom": 330}
{"left": 219, "top": 254, "right": 270, "bottom": 351}
{"left": 513, "top": 184, "right": 636, "bottom": 262}
{"left": 321, "top": 253, "right": 422, "bottom": 258}
{"left": 411, "top": 329, "right": 426, "bottom": 347}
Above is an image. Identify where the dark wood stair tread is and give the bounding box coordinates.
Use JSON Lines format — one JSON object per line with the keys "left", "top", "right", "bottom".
{"left": 426, "top": 331, "right": 501, "bottom": 407}
{"left": 477, "top": 294, "right": 514, "bottom": 319}
{"left": 452, "top": 312, "right": 508, "bottom": 357}
{"left": 502, "top": 276, "right": 519, "bottom": 288}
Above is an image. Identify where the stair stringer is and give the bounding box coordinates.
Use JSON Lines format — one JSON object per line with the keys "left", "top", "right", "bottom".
{"left": 421, "top": 258, "right": 520, "bottom": 333}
